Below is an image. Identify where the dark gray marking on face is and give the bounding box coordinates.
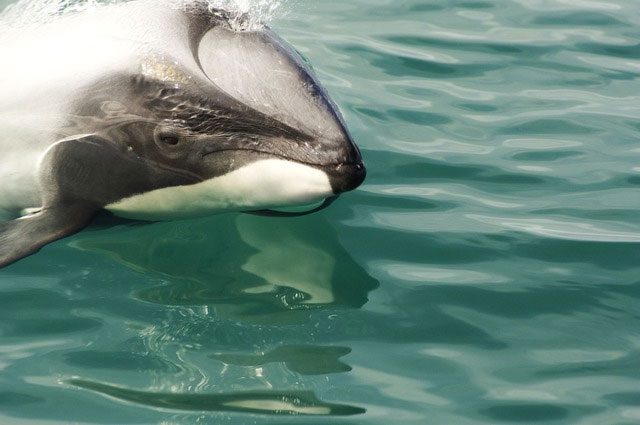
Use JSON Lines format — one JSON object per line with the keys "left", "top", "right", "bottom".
{"left": 136, "top": 77, "right": 313, "bottom": 143}
{"left": 39, "top": 135, "right": 201, "bottom": 208}
{"left": 64, "top": 69, "right": 349, "bottom": 183}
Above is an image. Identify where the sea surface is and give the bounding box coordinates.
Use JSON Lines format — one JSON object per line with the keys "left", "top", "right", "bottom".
{"left": 1, "top": 0, "right": 640, "bottom": 424}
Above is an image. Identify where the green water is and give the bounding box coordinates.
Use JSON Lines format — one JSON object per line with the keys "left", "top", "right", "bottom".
{"left": 1, "top": 0, "right": 640, "bottom": 423}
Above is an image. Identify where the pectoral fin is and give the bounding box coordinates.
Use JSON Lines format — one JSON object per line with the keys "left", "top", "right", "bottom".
{"left": 0, "top": 134, "right": 199, "bottom": 269}
{"left": 0, "top": 203, "right": 97, "bottom": 269}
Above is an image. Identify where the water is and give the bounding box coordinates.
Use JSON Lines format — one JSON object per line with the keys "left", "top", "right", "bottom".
{"left": 1, "top": 0, "right": 639, "bottom": 423}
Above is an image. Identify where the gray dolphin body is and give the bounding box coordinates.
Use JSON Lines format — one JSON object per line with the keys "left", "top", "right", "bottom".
{"left": 0, "top": 1, "right": 365, "bottom": 268}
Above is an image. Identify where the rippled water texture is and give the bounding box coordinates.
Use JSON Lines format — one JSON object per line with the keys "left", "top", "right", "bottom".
{"left": 1, "top": 0, "right": 640, "bottom": 424}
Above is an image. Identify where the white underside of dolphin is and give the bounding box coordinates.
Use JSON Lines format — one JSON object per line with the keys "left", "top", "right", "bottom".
{"left": 106, "top": 159, "right": 332, "bottom": 220}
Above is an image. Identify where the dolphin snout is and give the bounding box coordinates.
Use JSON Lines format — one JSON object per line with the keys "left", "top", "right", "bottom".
{"left": 324, "top": 161, "right": 367, "bottom": 194}
{"left": 321, "top": 131, "right": 366, "bottom": 194}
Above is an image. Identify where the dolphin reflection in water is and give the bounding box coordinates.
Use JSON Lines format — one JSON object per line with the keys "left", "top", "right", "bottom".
{"left": 64, "top": 213, "right": 378, "bottom": 416}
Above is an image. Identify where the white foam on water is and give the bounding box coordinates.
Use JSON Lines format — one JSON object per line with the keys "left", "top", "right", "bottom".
{"left": 199, "top": 0, "right": 285, "bottom": 31}
{"left": 0, "top": 0, "right": 114, "bottom": 31}
{"left": 0, "top": 0, "right": 287, "bottom": 34}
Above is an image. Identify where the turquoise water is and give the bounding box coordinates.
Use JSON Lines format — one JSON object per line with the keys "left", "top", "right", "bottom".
{"left": 1, "top": 0, "right": 640, "bottom": 423}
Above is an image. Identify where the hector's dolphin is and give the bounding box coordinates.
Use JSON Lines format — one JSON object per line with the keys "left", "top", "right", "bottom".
{"left": 0, "top": 1, "right": 365, "bottom": 268}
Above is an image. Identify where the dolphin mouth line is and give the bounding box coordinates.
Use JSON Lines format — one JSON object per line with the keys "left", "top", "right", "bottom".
{"left": 248, "top": 196, "right": 339, "bottom": 218}
{"left": 201, "top": 147, "right": 362, "bottom": 169}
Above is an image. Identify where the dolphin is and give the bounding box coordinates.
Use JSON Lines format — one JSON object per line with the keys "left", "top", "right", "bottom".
{"left": 0, "top": 1, "right": 366, "bottom": 268}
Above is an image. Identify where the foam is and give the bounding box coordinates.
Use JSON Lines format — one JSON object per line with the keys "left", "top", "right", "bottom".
{"left": 0, "top": 0, "right": 286, "bottom": 31}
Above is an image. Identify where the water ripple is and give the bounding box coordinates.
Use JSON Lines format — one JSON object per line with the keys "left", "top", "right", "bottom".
{"left": 1, "top": 0, "right": 640, "bottom": 424}
{"left": 469, "top": 214, "right": 640, "bottom": 242}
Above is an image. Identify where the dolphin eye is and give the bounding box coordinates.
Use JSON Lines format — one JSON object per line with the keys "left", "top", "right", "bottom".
{"left": 154, "top": 128, "right": 182, "bottom": 147}
{"left": 160, "top": 134, "right": 180, "bottom": 146}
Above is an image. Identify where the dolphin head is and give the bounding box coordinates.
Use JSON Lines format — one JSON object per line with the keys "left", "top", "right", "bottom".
{"left": 197, "top": 18, "right": 367, "bottom": 196}
{"left": 109, "top": 12, "right": 365, "bottom": 219}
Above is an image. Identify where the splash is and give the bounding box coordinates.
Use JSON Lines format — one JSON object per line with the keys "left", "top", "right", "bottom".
{"left": 200, "top": 0, "right": 285, "bottom": 31}
{"left": 0, "top": 0, "right": 286, "bottom": 32}
{"left": 0, "top": 0, "right": 116, "bottom": 29}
